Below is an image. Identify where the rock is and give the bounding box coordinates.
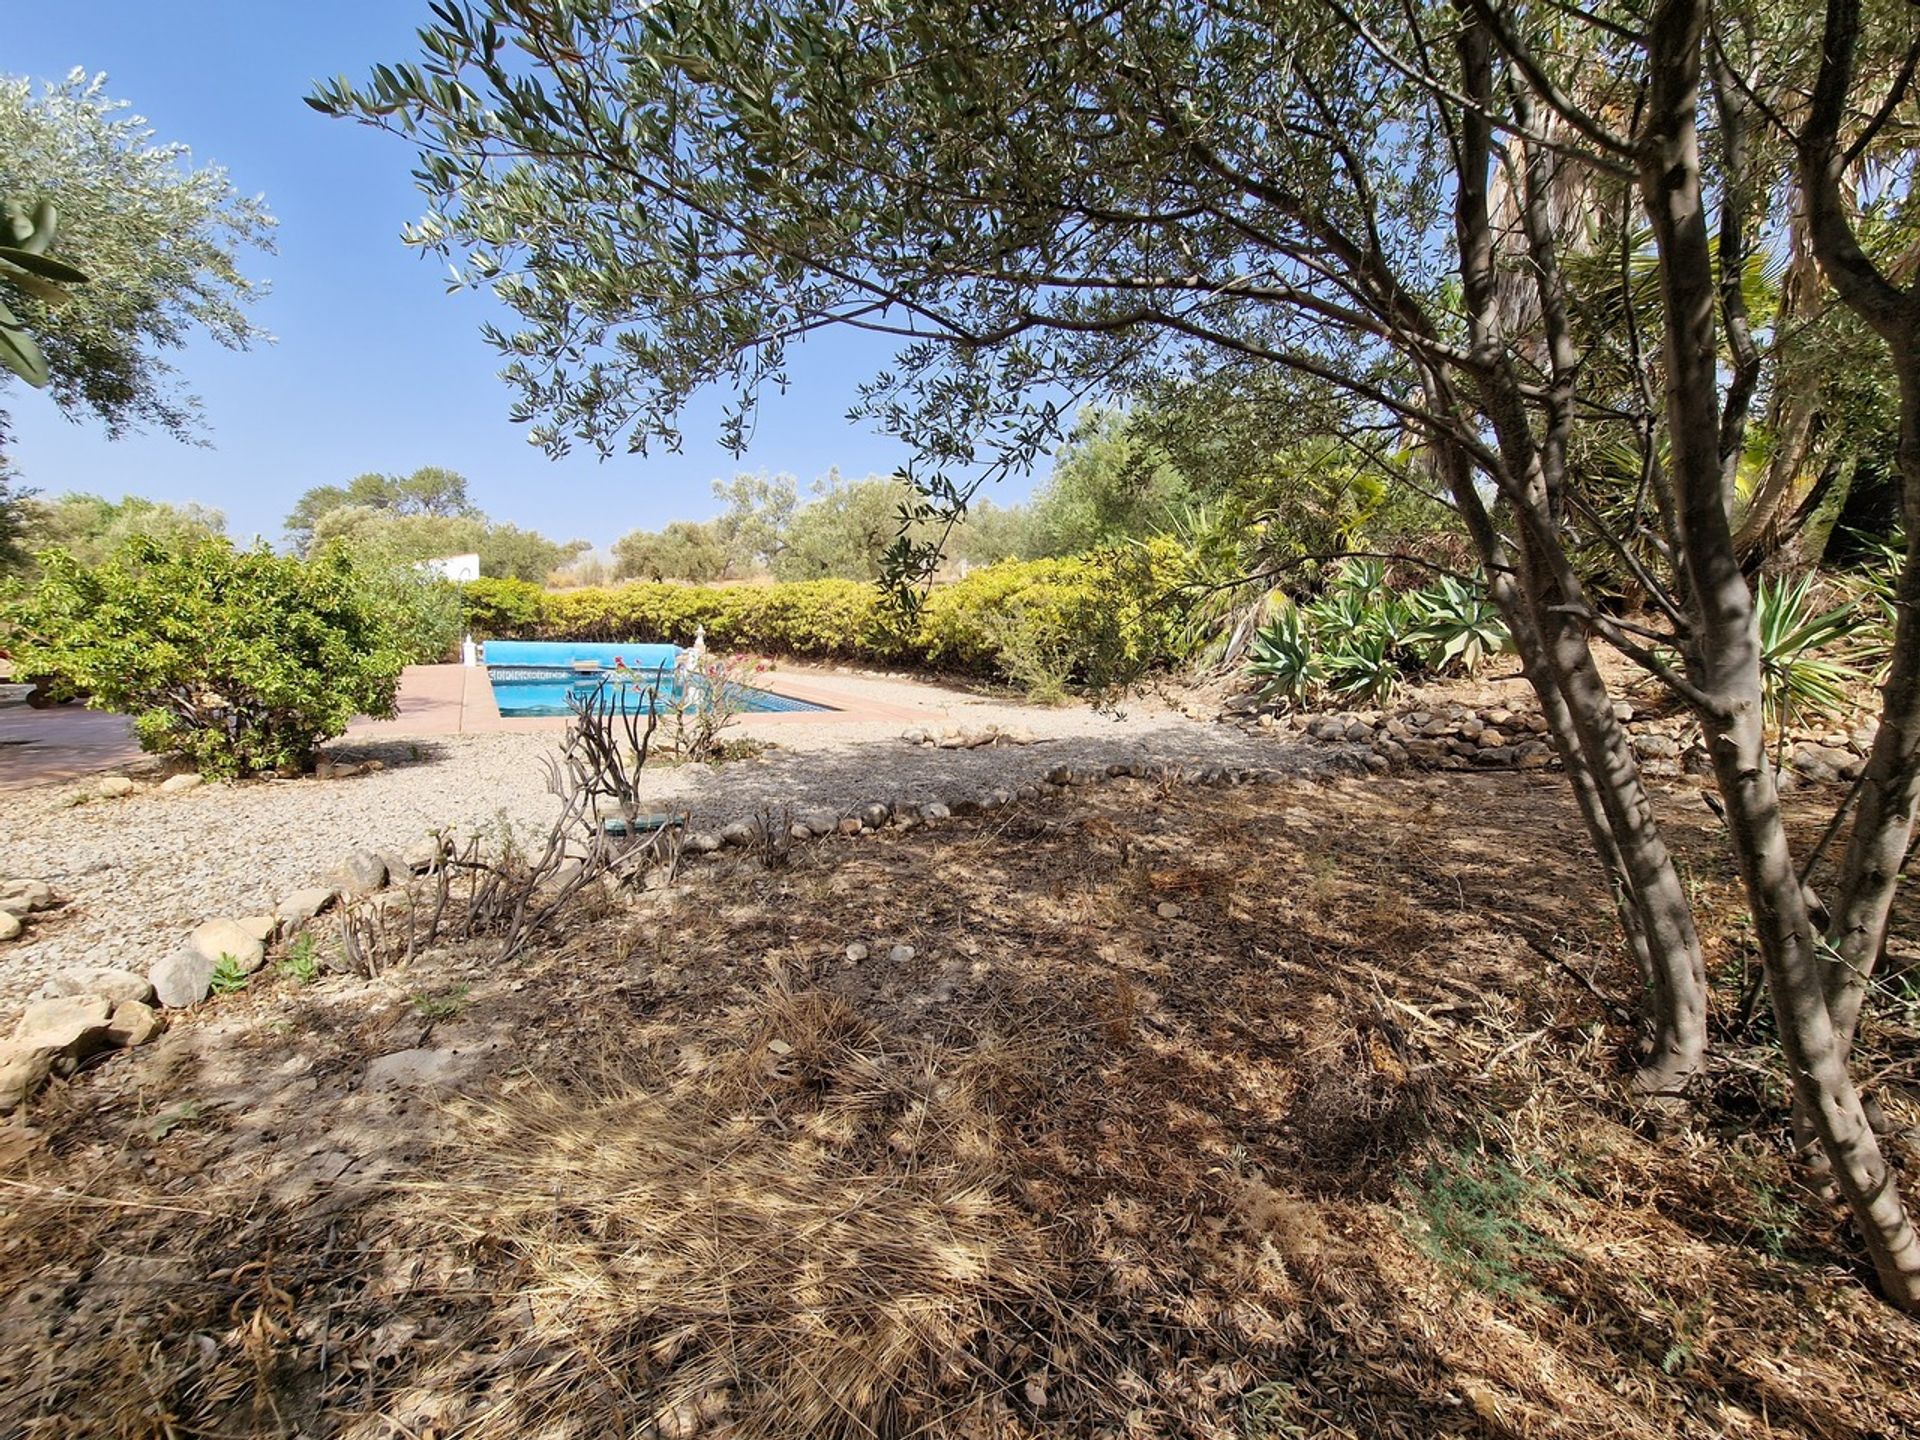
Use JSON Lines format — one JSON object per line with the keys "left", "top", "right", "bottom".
{"left": 1015, "top": 785, "right": 1039, "bottom": 803}
{"left": 188, "top": 918, "right": 267, "bottom": 974}
{"left": 331, "top": 850, "right": 389, "bottom": 896}
{"left": 1156, "top": 901, "right": 1185, "bottom": 920}
{"left": 798, "top": 808, "right": 841, "bottom": 837}
{"left": 0, "top": 1043, "right": 54, "bottom": 1112}
{"left": 364, "top": 1047, "right": 482, "bottom": 1092}
{"left": 159, "top": 773, "right": 205, "bottom": 794}
{"left": 920, "top": 802, "right": 951, "bottom": 821}
{"left": 860, "top": 802, "right": 891, "bottom": 830}
{"left": 1631, "top": 732, "right": 1680, "bottom": 760}
{"left": 106, "top": 1000, "right": 163, "bottom": 1048}
{"left": 0, "top": 878, "right": 54, "bottom": 914}
{"left": 836, "top": 817, "right": 863, "bottom": 836}
{"left": 237, "top": 914, "right": 280, "bottom": 946}
{"left": 948, "top": 796, "right": 982, "bottom": 817}
{"left": 1516, "top": 740, "right": 1556, "bottom": 769}
{"left": 1611, "top": 700, "right": 1634, "bottom": 723}
{"left": 47, "top": 967, "right": 154, "bottom": 1007}
{"left": 985, "top": 787, "right": 1014, "bottom": 809}
{"left": 95, "top": 776, "right": 136, "bottom": 798}
{"left": 845, "top": 942, "right": 870, "bottom": 962}
{"left": 888, "top": 944, "right": 916, "bottom": 964}
{"left": 1794, "top": 742, "right": 1861, "bottom": 782}
{"left": 13, "top": 995, "right": 115, "bottom": 1063}
{"left": 720, "top": 821, "right": 757, "bottom": 847}
{"left": 1363, "top": 751, "right": 1391, "bottom": 773}
{"left": 684, "top": 831, "right": 723, "bottom": 853}
{"left": 1473, "top": 746, "right": 1515, "bottom": 767}
{"left": 149, "top": 946, "right": 217, "bottom": 1008}
{"left": 0, "top": 912, "right": 20, "bottom": 941}
{"left": 276, "top": 887, "right": 336, "bottom": 928}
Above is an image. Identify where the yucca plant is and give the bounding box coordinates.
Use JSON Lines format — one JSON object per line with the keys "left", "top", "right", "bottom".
{"left": 1246, "top": 600, "right": 1324, "bottom": 707}
{"left": 1405, "top": 575, "right": 1512, "bottom": 677}
{"left": 1755, "top": 574, "right": 1867, "bottom": 734}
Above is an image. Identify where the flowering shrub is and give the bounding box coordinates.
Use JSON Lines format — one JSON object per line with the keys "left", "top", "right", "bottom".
{"left": 671, "top": 651, "right": 773, "bottom": 761}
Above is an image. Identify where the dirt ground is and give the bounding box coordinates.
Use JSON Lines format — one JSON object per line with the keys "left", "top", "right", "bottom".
{"left": 2, "top": 766, "right": 1917, "bottom": 1439}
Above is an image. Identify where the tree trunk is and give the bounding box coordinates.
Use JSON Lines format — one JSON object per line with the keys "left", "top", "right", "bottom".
{"left": 1430, "top": 429, "right": 1705, "bottom": 1085}
{"left": 1642, "top": 0, "right": 1920, "bottom": 1309}
{"left": 1825, "top": 345, "right": 1920, "bottom": 1051}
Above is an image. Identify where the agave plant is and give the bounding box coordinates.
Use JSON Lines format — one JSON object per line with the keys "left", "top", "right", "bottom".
{"left": 1405, "top": 575, "right": 1512, "bottom": 677}
{"left": 1755, "top": 574, "right": 1867, "bottom": 733}
{"left": 1245, "top": 600, "right": 1323, "bottom": 707}
{"left": 1321, "top": 630, "right": 1399, "bottom": 706}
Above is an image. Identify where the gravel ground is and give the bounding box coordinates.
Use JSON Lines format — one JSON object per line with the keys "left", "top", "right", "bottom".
{"left": 0, "top": 669, "right": 1327, "bottom": 1010}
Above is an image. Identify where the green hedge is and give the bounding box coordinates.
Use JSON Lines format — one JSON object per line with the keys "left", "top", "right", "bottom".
{"left": 461, "top": 545, "right": 1189, "bottom": 686}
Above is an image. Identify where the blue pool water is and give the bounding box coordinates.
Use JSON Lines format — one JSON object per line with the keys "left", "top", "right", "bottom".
{"left": 487, "top": 664, "right": 830, "bottom": 719}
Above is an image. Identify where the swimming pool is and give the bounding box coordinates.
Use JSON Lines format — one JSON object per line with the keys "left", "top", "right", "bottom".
{"left": 486, "top": 665, "right": 831, "bottom": 719}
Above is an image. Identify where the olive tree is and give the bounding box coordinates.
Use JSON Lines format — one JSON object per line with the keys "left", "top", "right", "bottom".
{"left": 315, "top": 0, "right": 1920, "bottom": 1305}
{"left": 0, "top": 68, "right": 274, "bottom": 440}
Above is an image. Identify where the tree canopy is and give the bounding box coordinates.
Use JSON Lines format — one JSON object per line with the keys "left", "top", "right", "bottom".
{"left": 1, "top": 68, "right": 274, "bottom": 442}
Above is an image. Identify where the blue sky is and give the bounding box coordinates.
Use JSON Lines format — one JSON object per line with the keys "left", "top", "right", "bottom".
{"left": 6, "top": 2, "right": 1020, "bottom": 549}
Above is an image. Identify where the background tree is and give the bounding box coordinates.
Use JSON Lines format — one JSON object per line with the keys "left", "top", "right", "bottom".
{"left": 771, "top": 471, "right": 937, "bottom": 582}
{"left": 611, "top": 518, "right": 730, "bottom": 582}
{"left": 285, "top": 466, "right": 478, "bottom": 553}
{"left": 15, "top": 489, "right": 225, "bottom": 568}
{"left": 0, "top": 68, "right": 273, "bottom": 442}
{"left": 709, "top": 470, "right": 797, "bottom": 573}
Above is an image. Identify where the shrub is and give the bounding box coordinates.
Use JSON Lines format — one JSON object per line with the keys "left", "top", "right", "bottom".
{"left": 461, "top": 575, "right": 546, "bottom": 637}
{"left": 461, "top": 547, "right": 1190, "bottom": 694}
{"left": 3, "top": 536, "right": 404, "bottom": 777}
{"left": 371, "top": 567, "right": 465, "bottom": 663}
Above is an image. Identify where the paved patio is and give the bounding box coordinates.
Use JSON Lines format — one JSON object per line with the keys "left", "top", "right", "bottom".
{"left": 0, "top": 706, "right": 143, "bottom": 793}
{"left": 349, "top": 663, "right": 929, "bottom": 739}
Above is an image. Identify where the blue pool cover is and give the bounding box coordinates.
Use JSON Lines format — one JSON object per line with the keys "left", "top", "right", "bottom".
{"left": 482, "top": 640, "right": 681, "bottom": 670}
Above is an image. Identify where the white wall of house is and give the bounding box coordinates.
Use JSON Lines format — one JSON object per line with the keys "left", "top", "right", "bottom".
{"left": 420, "top": 553, "right": 481, "bottom": 582}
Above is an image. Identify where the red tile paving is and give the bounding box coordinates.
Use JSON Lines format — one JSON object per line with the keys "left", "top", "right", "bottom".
{"left": 0, "top": 665, "right": 932, "bottom": 793}
{"left": 0, "top": 705, "right": 143, "bottom": 793}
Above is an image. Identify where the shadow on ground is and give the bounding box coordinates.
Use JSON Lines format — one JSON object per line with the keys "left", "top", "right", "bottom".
{"left": 2, "top": 770, "right": 1917, "bottom": 1438}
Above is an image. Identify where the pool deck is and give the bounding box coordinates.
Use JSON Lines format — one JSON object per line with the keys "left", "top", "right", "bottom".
{"left": 0, "top": 665, "right": 931, "bottom": 792}
{"left": 347, "top": 663, "right": 928, "bottom": 739}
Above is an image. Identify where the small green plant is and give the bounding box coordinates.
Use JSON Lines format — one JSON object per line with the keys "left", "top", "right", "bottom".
{"left": 1320, "top": 629, "right": 1400, "bottom": 706}
{"left": 412, "top": 984, "right": 470, "bottom": 1022}
{"left": 1246, "top": 601, "right": 1323, "bottom": 708}
{"left": 209, "top": 953, "right": 252, "bottom": 995}
{"left": 1401, "top": 1146, "right": 1563, "bottom": 1300}
{"left": 278, "top": 932, "right": 320, "bottom": 985}
{"left": 1754, "top": 574, "right": 1867, "bottom": 734}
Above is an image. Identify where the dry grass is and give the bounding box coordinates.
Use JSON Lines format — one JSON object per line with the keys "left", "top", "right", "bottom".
{"left": 2, "top": 770, "right": 1918, "bottom": 1438}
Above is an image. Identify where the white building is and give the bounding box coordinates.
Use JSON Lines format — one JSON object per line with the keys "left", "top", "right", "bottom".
{"left": 420, "top": 552, "right": 481, "bottom": 583}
